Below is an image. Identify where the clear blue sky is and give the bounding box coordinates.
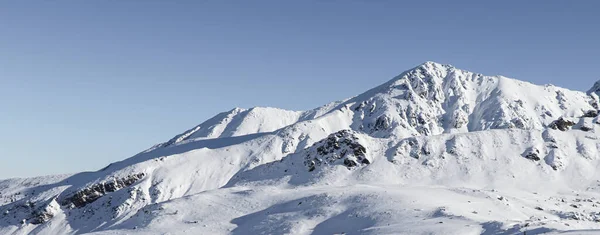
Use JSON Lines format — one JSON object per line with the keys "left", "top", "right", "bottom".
{"left": 0, "top": 1, "right": 598, "bottom": 179}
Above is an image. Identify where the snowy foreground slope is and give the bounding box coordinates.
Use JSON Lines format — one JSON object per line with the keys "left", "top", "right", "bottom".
{"left": 4, "top": 62, "right": 600, "bottom": 234}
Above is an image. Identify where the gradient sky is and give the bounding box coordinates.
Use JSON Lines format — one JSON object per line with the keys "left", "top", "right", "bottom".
{"left": 1, "top": 1, "right": 598, "bottom": 179}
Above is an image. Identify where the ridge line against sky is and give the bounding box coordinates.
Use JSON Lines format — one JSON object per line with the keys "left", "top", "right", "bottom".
{"left": 0, "top": 1, "right": 598, "bottom": 179}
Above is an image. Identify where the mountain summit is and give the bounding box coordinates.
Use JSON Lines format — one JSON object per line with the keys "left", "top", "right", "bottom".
{"left": 3, "top": 62, "right": 600, "bottom": 234}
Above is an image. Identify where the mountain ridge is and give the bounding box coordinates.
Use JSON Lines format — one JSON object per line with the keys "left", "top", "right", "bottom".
{"left": 3, "top": 61, "right": 600, "bottom": 234}
{"left": 153, "top": 61, "right": 594, "bottom": 152}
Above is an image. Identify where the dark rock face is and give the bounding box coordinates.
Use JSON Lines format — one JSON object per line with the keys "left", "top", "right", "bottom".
{"left": 62, "top": 173, "right": 145, "bottom": 209}
{"left": 30, "top": 206, "right": 54, "bottom": 225}
{"left": 374, "top": 115, "right": 392, "bottom": 131}
{"left": 510, "top": 118, "right": 526, "bottom": 129}
{"left": 582, "top": 110, "right": 599, "bottom": 118}
{"left": 304, "top": 130, "right": 369, "bottom": 172}
{"left": 549, "top": 118, "right": 576, "bottom": 131}
{"left": 523, "top": 148, "right": 541, "bottom": 161}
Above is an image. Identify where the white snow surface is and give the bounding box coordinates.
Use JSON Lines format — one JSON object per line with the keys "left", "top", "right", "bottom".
{"left": 3, "top": 61, "right": 600, "bottom": 234}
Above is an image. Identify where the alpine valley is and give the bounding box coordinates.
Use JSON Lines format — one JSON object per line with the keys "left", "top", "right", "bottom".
{"left": 4, "top": 62, "right": 600, "bottom": 235}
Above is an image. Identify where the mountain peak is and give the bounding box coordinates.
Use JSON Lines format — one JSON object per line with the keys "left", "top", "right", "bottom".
{"left": 390, "top": 61, "right": 454, "bottom": 84}
{"left": 419, "top": 60, "right": 450, "bottom": 68}
{"left": 587, "top": 80, "right": 600, "bottom": 96}
{"left": 345, "top": 61, "right": 595, "bottom": 138}
{"left": 407, "top": 61, "right": 453, "bottom": 76}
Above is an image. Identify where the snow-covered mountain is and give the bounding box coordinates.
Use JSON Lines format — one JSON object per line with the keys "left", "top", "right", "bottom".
{"left": 3, "top": 61, "right": 600, "bottom": 235}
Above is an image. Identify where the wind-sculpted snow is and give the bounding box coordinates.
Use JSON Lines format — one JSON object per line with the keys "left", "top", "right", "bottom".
{"left": 4, "top": 61, "right": 600, "bottom": 234}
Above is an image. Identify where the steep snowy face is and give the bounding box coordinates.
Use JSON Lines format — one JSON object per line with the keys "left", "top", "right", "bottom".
{"left": 342, "top": 62, "right": 595, "bottom": 139}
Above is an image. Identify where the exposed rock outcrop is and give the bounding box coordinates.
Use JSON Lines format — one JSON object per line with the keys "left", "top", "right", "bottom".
{"left": 523, "top": 147, "right": 541, "bottom": 161}
{"left": 549, "top": 118, "right": 576, "bottom": 131}
{"left": 29, "top": 199, "right": 58, "bottom": 225}
{"left": 304, "top": 130, "right": 369, "bottom": 172}
{"left": 62, "top": 173, "right": 145, "bottom": 209}
{"left": 582, "top": 110, "right": 599, "bottom": 118}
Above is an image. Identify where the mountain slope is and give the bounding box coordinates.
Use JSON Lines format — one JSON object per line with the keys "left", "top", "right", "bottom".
{"left": 2, "top": 62, "right": 600, "bottom": 235}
